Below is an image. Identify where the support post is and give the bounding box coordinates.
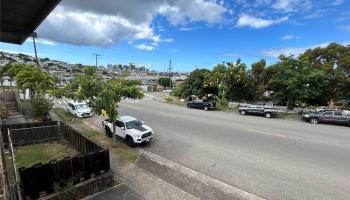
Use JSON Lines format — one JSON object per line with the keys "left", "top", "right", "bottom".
{"left": 7, "top": 128, "right": 22, "bottom": 200}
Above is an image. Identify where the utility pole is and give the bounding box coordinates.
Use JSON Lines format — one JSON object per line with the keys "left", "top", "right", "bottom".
{"left": 31, "top": 32, "right": 39, "bottom": 68}
{"left": 92, "top": 53, "right": 101, "bottom": 67}
{"left": 168, "top": 59, "right": 173, "bottom": 89}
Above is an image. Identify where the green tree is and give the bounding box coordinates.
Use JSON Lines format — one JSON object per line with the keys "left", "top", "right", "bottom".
{"left": 53, "top": 66, "right": 144, "bottom": 136}
{"left": 1, "top": 64, "right": 57, "bottom": 97}
{"left": 173, "top": 69, "right": 210, "bottom": 98}
{"left": 224, "top": 59, "right": 250, "bottom": 101}
{"left": 268, "top": 55, "right": 328, "bottom": 109}
{"left": 268, "top": 56, "right": 301, "bottom": 109}
{"left": 204, "top": 63, "right": 227, "bottom": 98}
{"left": 15, "top": 66, "right": 57, "bottom": 98}
{"left": 158, "top": 77, "right": 171, "bottom": 88}
{"left": 249, "top": 59, "right": 267, "bottom": 101}
{"left": 301, "top": 43, "right": 350, "bottom": 102}
{"left": 129, "top": 63, "right": 136, "bottom": 70}
{"left": 94, "top": 79, "right": 143, "bottom": 135}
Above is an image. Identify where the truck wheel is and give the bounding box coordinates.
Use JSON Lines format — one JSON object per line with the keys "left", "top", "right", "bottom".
{"left": 204, "top": 106, "right": 209, "bottom": 111}
{"left": 348, "top": 122, "right": 350, "bottom": 127}
{"left": 240, "top": 110, "right": 246, "bottom": 115}
{"left": 265, "top": 112, "right": 272, "bottom": 118}
{"left": 310, "top": 118, "right": 318, "bottom": 124}
{"left": 126, "top": 136, "right": 135, "bottom": 147}
{"left": 105, "top": 127, "right": 112, "bottom": 137}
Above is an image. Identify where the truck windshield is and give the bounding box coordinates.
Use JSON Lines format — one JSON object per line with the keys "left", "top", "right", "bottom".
{"left": 126, "top": 120, "right": 143, "bottom": 129}
{"left": 75, "top": 104, "right": 88, "bottom": 110}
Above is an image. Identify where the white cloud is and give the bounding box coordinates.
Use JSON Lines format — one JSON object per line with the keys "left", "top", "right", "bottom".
{"left": 236, "top": 14, "right": 288, "bottom": 28}
{"left": 25, "top": 38, "right": 56, "bottom": 45}
{"left": 261, "top": 41, "right": 350, "bottom": 58}
{"left": 339, "top": 25, "right": 350, "bottom": 31}
{"left": 178, "top": 27, "right": 202, "bottom": 31}
{"left": 162, "top": 38, "right": 174, "bottom": 43}
{"left": 36, "top": 0, "right": 227, "bottom": 47}
{"left": 281, "top": 34, "right": 299, "bottom": 40}
{"left": 272, "top": 0, "right": 312, "bottom": 12}
{"left": 331, "top": 0, "right": 344, "bottom": 6}
{"left": 134, "top": 44, "right": 156, "bottom": 51}
{"left": 171, "top": 49, "right": 177, "bottom": 52}
{"left": 158, "top": 0, "right": 227, "bottom": 25}
{"left": 253, "top": 0, "right": 272, "bottom": 7}
{"left": 38, "top": 6, "right": 159, "bottom": 47}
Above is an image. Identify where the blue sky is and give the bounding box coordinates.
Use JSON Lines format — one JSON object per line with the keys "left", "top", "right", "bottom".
{"left": 0, "top": 0, "right": 349, "bottom": 72}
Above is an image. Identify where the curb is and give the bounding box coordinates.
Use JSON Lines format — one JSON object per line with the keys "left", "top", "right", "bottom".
{"left": 136, "top": 150, "right": 265, "bottom": 200}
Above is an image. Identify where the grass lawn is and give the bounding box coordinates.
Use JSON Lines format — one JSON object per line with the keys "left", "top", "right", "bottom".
{"left": 15, "top": 141, "right": 78, "bottom": 168}
{"left": 53, "top": 108, "right": 139, "bottom": 163}
{"left": 53, "top": 107, "right": 73, "bottom": 122}
{"left": 77, "top": 121, "right": 139, "bottom": 163}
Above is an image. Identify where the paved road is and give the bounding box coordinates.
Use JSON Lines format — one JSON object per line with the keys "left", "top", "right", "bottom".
{"left": 115, "top": 98, "right": 350, "bottom": 200}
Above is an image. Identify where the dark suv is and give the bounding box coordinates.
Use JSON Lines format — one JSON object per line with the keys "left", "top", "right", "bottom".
{"left": 186, "top": 99, "right": 215, "bottom": 111}
{"left": 302, "top": 110, "right": 350, "bottom": 127}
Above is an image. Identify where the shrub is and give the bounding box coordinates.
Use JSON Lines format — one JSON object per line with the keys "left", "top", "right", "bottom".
{"left": 0, "top": 105, "right": 8, "bottom": 118}
{"left": 29, "top": 95, "right": 53, "bottom": 118}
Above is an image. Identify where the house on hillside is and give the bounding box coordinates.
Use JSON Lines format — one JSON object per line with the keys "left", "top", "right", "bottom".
{"left": 126, "top": 76, "right": 159, "bottom": 91}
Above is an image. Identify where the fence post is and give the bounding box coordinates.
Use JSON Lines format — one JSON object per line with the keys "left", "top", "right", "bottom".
{"left": 7, "top": 128, "right": 22, "bottom": 200}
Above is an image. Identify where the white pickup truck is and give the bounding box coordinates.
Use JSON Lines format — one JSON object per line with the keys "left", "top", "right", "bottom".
{"left": 102, "top": 116, "right": 154, "bottom": 147}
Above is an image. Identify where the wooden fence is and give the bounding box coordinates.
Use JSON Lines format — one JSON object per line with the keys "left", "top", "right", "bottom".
{"left": 0, "top": 121, "right": 110, "bottom": 199}
{"left": 18, "top": 150, "right": 110, "bottom": 199}
{"left": 1, "top": 121, "right": 60, "bottom": 146}
{"left": 60, "top": 122, "right": 104, "bottom": 153}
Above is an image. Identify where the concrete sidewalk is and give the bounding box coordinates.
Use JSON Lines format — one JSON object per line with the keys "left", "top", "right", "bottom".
{"left": 83, "top": 184, "right": 142, "bottom": 200}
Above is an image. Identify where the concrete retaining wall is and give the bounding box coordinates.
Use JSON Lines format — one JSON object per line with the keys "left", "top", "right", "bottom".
{"left": 41, "top": 171, "right": 114, "bottom": 200}
{"left": 136, "top": 151, "right": 264, "bottom": 200}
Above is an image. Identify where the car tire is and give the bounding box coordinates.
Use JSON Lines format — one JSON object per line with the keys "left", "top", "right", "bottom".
{"left": 310, "top": 118, "right": 318, "bottom": 124}
{"left": 126, "top": 136, "right": 135, "bottom": 147}
{"left": 240, "top": 110, "right": 246, "bottom": 115}
{"left": 105, "top": 127, "right": 112, "bottom": 137}
{"left": 204, "top": 106, "right": 209, "bottom": 111}
{"left": 265, "top": 112, "right": 272, "bottom": 118}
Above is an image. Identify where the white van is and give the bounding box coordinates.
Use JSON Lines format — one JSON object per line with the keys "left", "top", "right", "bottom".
{"left": 67, "top": 100, "right": 93, "bottom": 118}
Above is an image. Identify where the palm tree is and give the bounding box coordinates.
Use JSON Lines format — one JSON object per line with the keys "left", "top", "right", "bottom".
{"left": 15, "top": 65, "right": 57, "bottom": 98}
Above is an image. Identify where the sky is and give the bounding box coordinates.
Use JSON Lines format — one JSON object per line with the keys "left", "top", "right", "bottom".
{"left": 0, "top": 0, "right": 350, "bottom": 72}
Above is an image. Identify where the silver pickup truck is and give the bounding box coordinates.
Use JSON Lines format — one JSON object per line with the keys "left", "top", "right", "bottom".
{"left": 239, "top": 105, "right": 279, "bottom": 118}
{"left": 302, "top": 110, "right": 350, "bottom": 127}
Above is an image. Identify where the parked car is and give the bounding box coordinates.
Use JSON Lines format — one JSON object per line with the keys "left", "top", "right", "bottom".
{"left": 102, "top": 116, "right": 154, "bottom": 147}
{"left": 186, "top": 99, "right": 216, "bottom": 111}
{"left": 163, "top": 89, "right": 172, "bottom": 93}
{"left": 302, "top": 110, "right": 350, "bottom": 126}
{"left": 239, "top": 105, "right": 278, "bottom": 118}
{"left": 67, "top": 100, "right": 93, "bottom": 118}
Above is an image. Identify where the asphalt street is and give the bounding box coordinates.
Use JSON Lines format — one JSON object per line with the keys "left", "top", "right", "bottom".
{"left": 117, "top": 98, "right": 350, "bottom": 200}
{"left": 53, "top": 97, "right": 350, "bottom": 200}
